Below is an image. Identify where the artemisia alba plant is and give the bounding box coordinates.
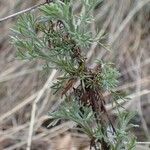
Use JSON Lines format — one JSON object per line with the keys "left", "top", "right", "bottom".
{"left": 11, "top": 0, "right": 136, "bottom": 149}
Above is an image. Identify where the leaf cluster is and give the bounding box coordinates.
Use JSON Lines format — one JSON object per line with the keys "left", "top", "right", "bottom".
{"left": 11, "top": 0, "right": 137, "bottom": 149}
{"left": 49, "top": 100, "right": 136, "bottom": 149}
{"left": 111, "top": 112, "right": 137, "bottom": 150}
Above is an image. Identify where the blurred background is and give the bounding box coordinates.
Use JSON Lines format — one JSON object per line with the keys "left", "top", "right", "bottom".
{"left": 0, "top": 0, "right": 150, "bottom": 149}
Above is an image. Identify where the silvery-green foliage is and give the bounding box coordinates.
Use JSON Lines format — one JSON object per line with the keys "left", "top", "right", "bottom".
{"left": 11, "top": 0, "right": 136, "bottom": 149}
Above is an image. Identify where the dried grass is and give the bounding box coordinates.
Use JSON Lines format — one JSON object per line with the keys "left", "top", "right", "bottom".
{"left": 0, "top": 0, "right": 150, "bottom": 149}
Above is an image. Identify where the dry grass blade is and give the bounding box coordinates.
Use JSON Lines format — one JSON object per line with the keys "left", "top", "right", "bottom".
{"left": 27, "top": 69, "right": 57, "bottom": 150}
{"left": 110, "top": 0, "right": 150, "bottom": 45}
{"left": 0, "top": 2, "right": 46, "bottom": 22}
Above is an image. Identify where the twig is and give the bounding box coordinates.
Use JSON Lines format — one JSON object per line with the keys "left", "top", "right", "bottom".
{"left": 114, "top": 76, "right": 150, "bottom": 91}
{"left": 26, "top": 69, "right": 57, "bottom": 150}
{"left": 106, "top": 89, "right": 150, "bottom": 112}
{"left": 0, "top": 2, "right": 46, "bottom": 22}
{"left": 136, "top": 142, "right": 150, "bottom": 145}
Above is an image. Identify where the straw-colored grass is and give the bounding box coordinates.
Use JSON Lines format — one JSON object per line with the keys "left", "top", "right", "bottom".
{"left": 0, "top": 0, "right": 149, "bottom": 149}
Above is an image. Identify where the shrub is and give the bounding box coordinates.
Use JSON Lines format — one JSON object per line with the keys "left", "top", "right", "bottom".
{"left": 11, "top": 0, "right": 136, "bottom": 149}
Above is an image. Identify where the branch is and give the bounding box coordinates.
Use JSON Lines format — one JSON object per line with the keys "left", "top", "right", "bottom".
{"left": 0, "top": 2, "right": 46, "bottom": 22}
